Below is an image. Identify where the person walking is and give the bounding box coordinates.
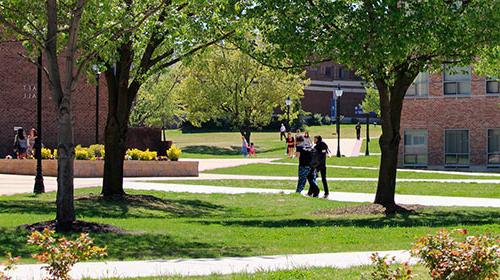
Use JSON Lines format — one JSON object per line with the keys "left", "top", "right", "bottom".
{"left": 14, "top": 128, "right": 28, "bottom": 159}
{"left": 355, "top": 122, "right": 361, "bottom": 140}
{"left": 303, "top": 131, "right": 312, "bottom": 148}
{"left": 295, "top": 135, "right": 319, "bottom": 196}
{"left": 241, "top": 136, "right": 249, "bottom": 157}
{"left": 286, "top": 132, "right": 295, "bottom": 158}
{"left": 249, "top": 143, "right": 256, "bottom": 157}
{"left": 280, "top": 123, "right": 286, "bottom": 141}
{"left": 314, "top": 135, "right": 330, "bottom": 198}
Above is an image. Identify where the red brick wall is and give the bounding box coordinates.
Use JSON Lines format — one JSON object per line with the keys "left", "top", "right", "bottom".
{"left": 400, "top": 71, "right": 500, "bottom": 167}
{"left": 0, "top": 42, "right": 108, "bottom": 157}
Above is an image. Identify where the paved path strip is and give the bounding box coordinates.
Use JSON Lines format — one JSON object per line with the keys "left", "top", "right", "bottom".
{"left": 269, "top": 162, "right": 500, "bottom": 177}
{"left": 1, "top": 250, "right": 414, "bottom": 280}
{"left": 124, "top": 182, "right": 500, "bottom": 208}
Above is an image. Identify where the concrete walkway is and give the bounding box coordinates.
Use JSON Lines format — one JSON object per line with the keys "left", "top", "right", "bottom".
{"left": 124, "top": 182, "right": 500, "bottom": 208}
{"left": 185, "top": 158, "right": 279, "bottom": 171}
{"left": 1, "top": 250, "right": 414, "bottom": 280}
{"left": 323, "top": 138, "right": 361, "bottom": 157}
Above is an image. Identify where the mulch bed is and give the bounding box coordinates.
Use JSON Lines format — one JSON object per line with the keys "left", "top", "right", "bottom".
{"left": 315, "top": 203, "right": 428, "bottom": 217}
{"left": 18, "top": 220, "right": 126, "bottom": 234}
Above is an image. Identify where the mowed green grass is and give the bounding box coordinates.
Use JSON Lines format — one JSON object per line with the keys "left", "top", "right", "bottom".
{"left": 0, "top": 188, "right": 498, "bottom": 263}
{"left": 276, "top": 155, "right": 382, "bottom": 167}
{"left": 159, "top": 180, "right": 500, "bottom": 198}
{"left": 205, "top": 163, "right": 500, "bottom": 180}
{"left": 94, "top": 265, "right": 432, "bottom": 280}
{"left": 166, "top": 124, "right": 381, "bottom": 158}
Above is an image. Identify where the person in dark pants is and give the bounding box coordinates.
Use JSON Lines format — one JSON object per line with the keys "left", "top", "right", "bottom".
{"left": 313, "top": 135, "right": 330, "bottom": 198}
{"left": 355, "top": 122, "right": 361, "bottom": 140}
{"left": 295, "top": 136, "right": 319, "bottom": 196}
{"left": 280, "top": 123, "right": 287, "bottom": 141}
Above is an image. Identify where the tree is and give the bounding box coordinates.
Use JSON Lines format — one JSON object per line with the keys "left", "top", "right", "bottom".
{"left": 475, "top": 46, "right": 500, "bottom": 78}
{"left": 360, "top": 87, "right": 380, "bottom": 117}
{"left": 129, "top": 68, "right": 184, "bottom": 128}
{"left": 0, "top": 0, "right": 163, "bottom": 229}
{"left": 242, "top": 0, "right": 500, "bottom": 208}
{"left": 175, "top": 46, "right": 306, "bottom": 143}
{"left": 94, "top": 1, "right": 239, "bottom": 197}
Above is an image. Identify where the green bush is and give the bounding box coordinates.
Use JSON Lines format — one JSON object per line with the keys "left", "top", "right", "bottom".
{"left": 365, "top": 253, "right": 413, "bottom": 280}
{"left": 308, "top": 113, "right": 323, "bottom": 126}
{"left": 322, "top": 116, "right": 332, "bottom": 125}
{"left": 126, "top": 148, "right": 157, "bottom": 161}
{"left": 88, "top": 144, "right": 105, "bottom": 159}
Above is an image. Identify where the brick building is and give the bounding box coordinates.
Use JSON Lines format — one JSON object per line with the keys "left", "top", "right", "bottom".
{"left": 399, "top": 66, "right": 500, "bottom": 170}
{"left": 0, "top": 42, "right": 107, "bottom": 157}
{"left": 302, "top": 61, "right": 366, "bottom": 119}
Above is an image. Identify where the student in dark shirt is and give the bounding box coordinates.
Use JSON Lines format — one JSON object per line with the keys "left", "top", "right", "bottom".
{"left": 314, "top": 135, "right": 330, "bottom": 198}
{"left": 295, "top": 136, "right": 319, "bottom": 196}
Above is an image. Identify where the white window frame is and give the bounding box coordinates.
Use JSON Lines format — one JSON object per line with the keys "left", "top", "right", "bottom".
{"left": 443, "top": 66, "right": 472, "bottom": 96}
{"left": 403, "top": 129, "right": 428, "bottom": 167}
{"left": 444, "top": 129, "right": 470, "bottom": 167}
{"left": 487, "top": 128, "right": 500, "bottom": 166}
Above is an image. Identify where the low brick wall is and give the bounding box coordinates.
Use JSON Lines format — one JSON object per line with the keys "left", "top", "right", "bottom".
{"left": 0, "top": 159, "right": 198, "bottom": 177}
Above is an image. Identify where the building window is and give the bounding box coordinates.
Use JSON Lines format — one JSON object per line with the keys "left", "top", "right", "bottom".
{"left": 407, "top": 72, "right": 429, "bottom": 97}
{"left": 488, "top": 129, "right": 500, "bottom": 165}
{"left": 445, "top": 129, "right": 469, "bottom": 166}
{"left": 443, "top": 66, "right": 471, "bottom": 96}
{"left": 325, "top": 67, "right": 333, "bottom": 78}
{"left": 486, "top": 79, "right": 499, "bottom": 95}
{"left": 404, "top": 129, "right": 428, "bottom": 166}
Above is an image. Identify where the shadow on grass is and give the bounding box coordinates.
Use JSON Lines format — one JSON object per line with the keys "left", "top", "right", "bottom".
{"left": 192, "top": 210, "right": 500, "bottom": 229}
{"left": 0, "top": 195, "right": 226, "bottom": 219}
{"left": 183, "top": 145, "right": 283, "bottom": 156}
{"left": 0, "top": 229, "right": 249, "bottom": 260}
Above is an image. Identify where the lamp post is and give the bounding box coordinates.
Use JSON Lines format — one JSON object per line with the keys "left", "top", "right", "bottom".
{"left": 34, "top": 52, "right": 45, "bottom": 194}
{"left": 335, "top": 85, "right": 343, "bottom": 158}
{"left": 92, "top": 65, "right": 100, "bottom": 144}
{"left": 285, "top": 96, "right": 291, "bottom": 130}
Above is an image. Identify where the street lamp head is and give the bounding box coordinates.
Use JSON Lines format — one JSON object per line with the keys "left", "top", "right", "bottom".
{"left": 92, "top": 64, "right": 101, "bottom": 74}
{"left": 285, "top": 96, "right": 291, "bottom": 106}
{"left": 335, "top": 84, "right": 343, "bottom": 97}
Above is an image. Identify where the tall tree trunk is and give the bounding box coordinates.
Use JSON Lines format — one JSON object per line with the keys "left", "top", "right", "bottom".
{"left": 240, "top": 127, "right": 251, "bottom": 143}
{"left": 102, "top": 111, "right": 127, "bottom": 197}
{"left": 373, "top": 72, "right": 416, "bottom": 207}
{"left": 55, "top": 95, "right": 76, "bottom": 231}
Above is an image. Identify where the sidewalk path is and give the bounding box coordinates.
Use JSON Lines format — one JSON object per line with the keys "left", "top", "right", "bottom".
{"left": 2, "top": 250, "right": 414, "bottom": 280}
{"left": 323, "top": 138, "right": 360, "bottom": 157}
{"left": 123, "top": 182, "right": 500, "bottom": 208}
{"left": 184, "top": 158, "right": 279, "bottom": 171}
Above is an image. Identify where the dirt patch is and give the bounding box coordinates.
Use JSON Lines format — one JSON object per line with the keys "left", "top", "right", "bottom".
{"left": 315, "top": 203, "right": 428, "bottom": 217}
{"left": 18, "top": 220, "right": 126, "bottom": 234}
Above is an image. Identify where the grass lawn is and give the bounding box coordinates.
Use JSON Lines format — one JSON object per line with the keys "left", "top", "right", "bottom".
{"left": 166, "top": 124, "right": 381, "bottom": 159}
{"left": 0, "top": 188, "right": 498, "bottom": 263}
{"left": 94, "top": 265, "right": 432, "bottom": 279}
{"left": 275, "top": 155, "right": 382, "bottom": 167}
{"left": 160, "top": 180, "right": 500, "bottom": 198}
{"left": 205, "top": 163, "right": 500, "bottom": 180}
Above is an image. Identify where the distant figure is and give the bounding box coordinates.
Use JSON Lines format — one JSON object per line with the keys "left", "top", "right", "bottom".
{"left": 355, "top": 122, "right": 361, "bottom": 140}
{"left": 27, "top": 128, "right": 38, "bottom": 157}
{"left": 14, "top": 128, "right": 28, "bottom": 159}
{"left": 286, "top": 132, "right": 295, "bottom": 158}
{"left": 249, "top": 143, "right": 256, "bottom": 157}
{"left": 303, "top": 131, "right": 312, "bottom": 148}
{"left": 241, "top": 136, "right": 249, "bottom": 157}
{"left": 314, "top": 135, "right": 330, "bottom": 199}
{"left": 280, "top": 123, "right": 286, "bottom": 141}
{"left": 295, "top": 135, "right": 319, "bottom": 196}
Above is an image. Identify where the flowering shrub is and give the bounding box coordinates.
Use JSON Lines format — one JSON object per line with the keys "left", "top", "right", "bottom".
{"left": 41, "top": 147, "right": 53, "bottom": 159}
{"left": 365, "top": 253, "right": 413, "bottom": 280}
{"left": 88, "top": 144, "right": 105, "bottom": 160}
{"left": 126, "top": 148, "right": 157, "bottom": 161}
{"left": 0, "top": 253, "right": 20, "bottom": 280}
{"left": 53, "top": 149, "right": 58, "bottom": 159}
{"left": 411, "top": 229, "right": 499, "bottom": 280}
{"left": 167, "top": 145, "right": 182, "bottom": 161}
{"left": 75, "top": 145, "right": 91, "bottom": 160}
{"left": 28, "top": 228, "right": 107, "bottom": 280}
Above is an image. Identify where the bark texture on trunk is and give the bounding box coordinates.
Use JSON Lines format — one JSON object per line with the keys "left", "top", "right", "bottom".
{"left": 373, "top": 71, "right": 417, "bottom": 207}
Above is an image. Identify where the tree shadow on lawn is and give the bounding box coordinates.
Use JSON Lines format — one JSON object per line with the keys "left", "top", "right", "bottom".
{"left": 192, "top": 210, "right": 500, "bottom": 229}
{"left": 0, "top": 195, "right": 227, "bottom": 219}
{"left": 183, "top": 145, "right": 283, "bottom": 156}
{"left": 0, "top": 228, "right": 249, "bottom": 260}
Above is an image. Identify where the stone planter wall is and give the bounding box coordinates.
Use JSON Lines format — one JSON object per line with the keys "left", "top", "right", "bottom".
{"left": 0, "top": 159, "right": 198, "bottom": 177}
